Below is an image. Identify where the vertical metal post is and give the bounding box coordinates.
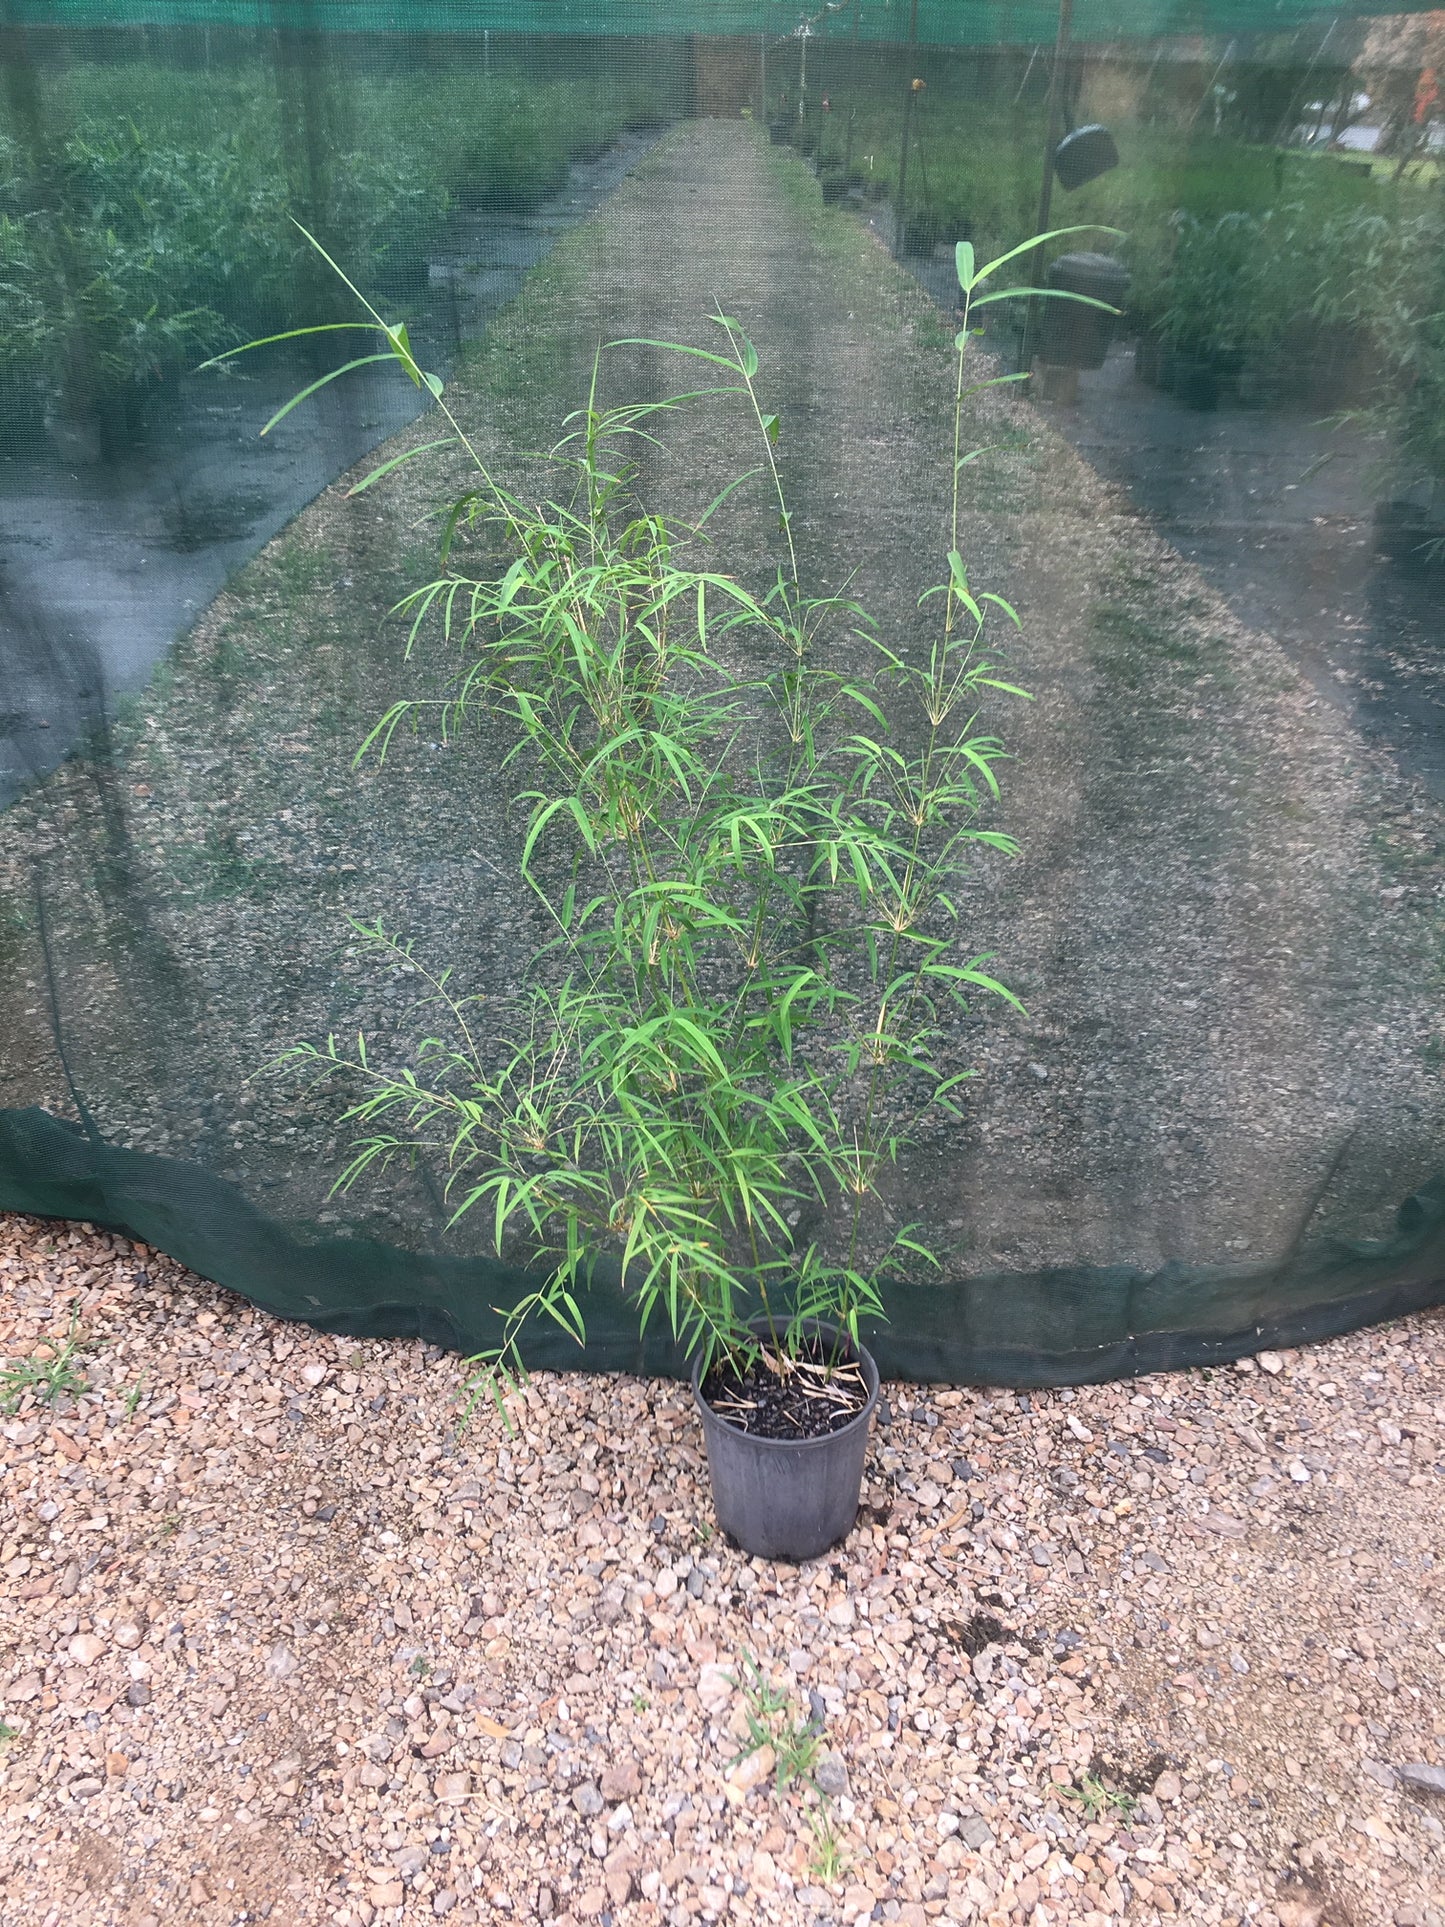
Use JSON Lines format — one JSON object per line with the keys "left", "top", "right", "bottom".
{"left": 841, "top": 0, "right": 861, "bottom": 172}
{"left": 893, "top": 0, "right": 920, "bottom": 255}
{"left": 760, "top": 34, "right": 767, "bottom": 118}
{"left": 1013, "top": 44, "right": 1040, "bottom": 105}
{"left": 1020, "top": 0, "right": 1074, "bottom": 366}
{"left": 1142, "top": 39, "right": 1164, "bottom": 112}
{"left": 1186, "top": 36, "right": 1236, "bottom": 133}
{"left": 484, "top": 28, "right": 490, "bottom": 77}
{"left": 1275, "top": 17, "right": 1338, "bottom": 147}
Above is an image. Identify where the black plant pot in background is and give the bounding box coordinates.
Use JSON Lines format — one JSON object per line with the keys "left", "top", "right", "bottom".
{"left": 902, "top": 212, "right": 943, "bottom": 258}
{"left": 1375, "top": 495, "right": 1445, "bottom": 567}
{"left": 79, "top": 368, "right": 183, "bottom": 463}
{"left": 1133, "top": 334, "right": 1164, "bottom": 389}
{"left": 0, "top": 369, "right": 50, "bottom": 451}
{"left": 691, "top": 1325, "right": 880, "bottom": 1563}
{"left": 1170, "top": 351, "right": 1220, "bottom": 412}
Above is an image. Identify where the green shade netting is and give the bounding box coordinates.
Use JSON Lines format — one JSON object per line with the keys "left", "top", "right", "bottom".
{"left": 6, "top": 0, "right": 1442, "bottom": 44}
{"left": 4, "top": 1110, "right": 1443, "bottom": 1385}
{"left": 1, "top": 2, "right": 1441, "bottom": 1387}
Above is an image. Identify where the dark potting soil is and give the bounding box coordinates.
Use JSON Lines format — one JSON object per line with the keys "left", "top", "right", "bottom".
{"left": 700, "top": 1336, "right": 870, "bottom": 1441}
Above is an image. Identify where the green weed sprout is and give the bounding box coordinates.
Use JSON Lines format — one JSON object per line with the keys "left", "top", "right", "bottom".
{"left": 732, "top": 1650, "right": 826, "bottom": 1794}
{"left": 730, "top": 1651, "right": 849, "bottom": 1883}
{"left": 1051, "top": 1771, "right": 1138, "bottom": 1822}
{"left": 0, "top": 1311, "right": 91, "bottom": 1417}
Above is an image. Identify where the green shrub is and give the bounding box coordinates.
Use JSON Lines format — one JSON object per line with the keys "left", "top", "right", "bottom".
{"left": 0, "top": 49, "right": 684, "bottom": 439}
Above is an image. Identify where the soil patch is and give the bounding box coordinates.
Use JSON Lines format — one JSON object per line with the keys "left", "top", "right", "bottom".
{"left": 700, "top": 1339, "right": 869, "bottom": 1442}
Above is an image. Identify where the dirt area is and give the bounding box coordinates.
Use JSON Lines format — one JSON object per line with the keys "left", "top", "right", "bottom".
{"left": 1052, "top": 351, "right": 1445, "bottom": 807}
{"left": 2, "top": 1214, "right": 1442, "bottom": 1927}
{"left": 0, "top": 121, "right": 1440, "bottom": 1305}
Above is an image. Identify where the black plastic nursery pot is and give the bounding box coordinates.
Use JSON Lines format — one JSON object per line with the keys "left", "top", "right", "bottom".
{"left": 902, "top": 213, "right": 943, "bottom": 257}
{"left": 1375, "top": 496, "right": 1445, "bottom": 566}
{"left": 691, "top": 1325, "right": 881, "bottom": 1564}
{"left": 1133, "top": 333, "right": 1164, "bottom": 388}
{"left": 1171, "top": 351, "right": 1221, "bottom": 412}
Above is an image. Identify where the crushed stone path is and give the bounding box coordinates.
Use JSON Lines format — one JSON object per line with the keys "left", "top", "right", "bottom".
{"left": 1, "top": 1215, "right": 1442, "bottom": 1927}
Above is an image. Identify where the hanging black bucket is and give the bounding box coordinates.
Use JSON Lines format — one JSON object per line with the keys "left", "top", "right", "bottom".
{"left": 1054, "top": 124, "right": 1119, "bottom": 191}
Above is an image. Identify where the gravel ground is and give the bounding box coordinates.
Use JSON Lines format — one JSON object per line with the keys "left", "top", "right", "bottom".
{"left": 3, "top": 1212, "right": 1443, "bottom": 1927}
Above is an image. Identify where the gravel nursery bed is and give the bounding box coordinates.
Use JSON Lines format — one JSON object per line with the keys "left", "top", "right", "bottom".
{"left": 2, "top": 1213, "right": 1443, "bottom": 1927}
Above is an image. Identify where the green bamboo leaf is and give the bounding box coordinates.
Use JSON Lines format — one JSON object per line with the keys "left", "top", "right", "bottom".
{"left": 970, "top": 287, "right": 1122, "bottom": 313}
{"left": 198, "top": 321, "right": 382, "bottom": 371}
{"left": 609, "top": 336, "right": 742, "bottom": 372}
{"left": 979, "top": 592, "right": 1022, "bottom": 626}
{"left": 955, "top": 239, "right": 976, "bottom": 292}
{"left": 258, "top": 354, "right": 396, "bottom": 435}
{"left": 346, "top": 438, "right": 456, "bottom": 497}
{"left": 974, "top": 225, "right": 1125, "bottom": 283}
{"left": 523, "top": 796, "right": 598, "bottom": 873}
{"left": 696, "top": 467, "right": 765, "bottom": 528}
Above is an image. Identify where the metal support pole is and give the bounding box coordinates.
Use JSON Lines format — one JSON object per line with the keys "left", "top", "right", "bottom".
{"left": 893, "top": 0, "right": 920, "bottom": 255}
{"left": 1273, "top": 17, "right": 1337, "bottom": 148}
{"left": 1020, "top": 0, "right": 1074, "bottom": 367}
{"left": 1142, "top": 39, "right": 1164, "bottom": 113}
{"left": 1186, "top": 36, "right": 1235, "bottom": 133}
{"left": 1013, "top": 43, "right": 1040, "bottom": 105}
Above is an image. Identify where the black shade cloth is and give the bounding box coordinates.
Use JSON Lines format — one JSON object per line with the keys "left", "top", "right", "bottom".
{"left": 3, "top": 8, "right": 1443, "bottom": 1383}
{"left": 4, "top": 1109, "right": 1442, "bottom": 1385}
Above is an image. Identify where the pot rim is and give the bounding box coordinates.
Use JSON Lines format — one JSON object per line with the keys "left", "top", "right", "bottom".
{"left": 690, "top": 1318, "right": 880, "bottom": 1451}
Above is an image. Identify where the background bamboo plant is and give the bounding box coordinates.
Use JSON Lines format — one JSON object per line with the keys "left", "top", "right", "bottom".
{"left": 265, "top": 226, "right": 1118, "bottom": 1408}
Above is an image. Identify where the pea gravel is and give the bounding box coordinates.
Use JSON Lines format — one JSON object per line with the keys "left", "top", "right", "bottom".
{"left": 2, "top": 1212, "right": 1442, "bottom": 1927}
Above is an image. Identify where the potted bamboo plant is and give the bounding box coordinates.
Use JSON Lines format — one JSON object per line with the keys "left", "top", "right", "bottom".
{"left": 239, "top": 226, "right": 1116, "bottom": 1561}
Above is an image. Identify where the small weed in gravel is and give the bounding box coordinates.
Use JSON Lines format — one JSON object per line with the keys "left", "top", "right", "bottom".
{"left": 0, "top": 1311, "right": 90, "bottom": 1415}
{"left": 1052, "top": 1770, "right": 1139, "bottom": 1823}
{"left": 734, "top": 1652, "right": 825, "bottom": 1794}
